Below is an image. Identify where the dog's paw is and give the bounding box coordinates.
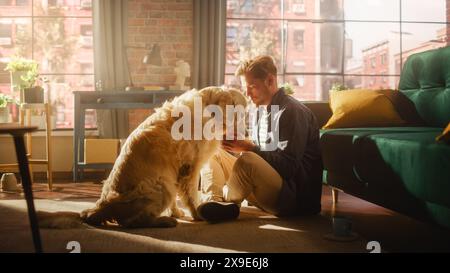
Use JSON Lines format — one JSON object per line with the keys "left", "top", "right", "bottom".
{"left": 191, "top": 211, "right": 203, "bottom": 221}
{"left": 80, "top": 208, "right": 95, "bottom": 220}
{"left": 80, "top": 208, "right": 104, "bottom": 226}
{"left": 171, "top": 208, "right": 185, "bottom": 218}
{"left": 156, "top": 216, "right": 178, "bottom": 228}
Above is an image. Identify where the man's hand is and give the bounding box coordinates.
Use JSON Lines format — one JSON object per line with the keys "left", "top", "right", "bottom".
{"left": 221, "top": 139, "right": 256, "bottom": 153}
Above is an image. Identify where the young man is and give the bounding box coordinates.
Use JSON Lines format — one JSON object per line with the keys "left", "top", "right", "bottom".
{"left": 196, "top": 55, "right": 323, "bottom": 223}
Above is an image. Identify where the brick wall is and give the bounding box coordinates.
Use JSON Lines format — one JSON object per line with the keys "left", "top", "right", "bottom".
{"left": 127, "top": 0, "right": 193, "bottom": 131}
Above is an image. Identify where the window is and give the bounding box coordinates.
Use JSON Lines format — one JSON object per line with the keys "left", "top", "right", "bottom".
{"left": 80, "top": 24, "right": 93, "bottom": 48}
{"left": 291, "top": 0, "right": 305, "bottom": 14}
{"left": 80, "top": 0, "right": 92, "bottom": 10}
{"left": 370, "top": 57, "right": 376, "bottom": 68}
{"left": 296, "top": 75, "right": 304, "bottom": 87}
{"left": 16, "top": 0, "right": 28, "bottom": 6}
{"left": 381, "top": 53, "right": 387, "bottom": 65}
{"left": 293, "top": 28, "right": 304, "bottom": 50}
{"left": 241, "top": 0, "right": 254, "bottom": 13}
{"left": 225, "top": 0, "right": 449, "bottom": 101}
{"left": 0, "top": 0, "right": 94, "bottom": 129}
{"left": 48, "top": 0, "right": 60, "bottom": 7}
{"left": 0, "top": 21, "right": 12, "bottom": 46}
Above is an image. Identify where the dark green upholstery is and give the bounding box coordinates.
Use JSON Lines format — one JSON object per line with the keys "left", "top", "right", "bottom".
{"left": 320, "top": 127, "right": 443, "bottom": 183}
{"left": 318, "top": 126, "right": 450, "bottom": 228}
{"left": 303, "top": 46, "right": 450, "bottom": 229}
{"left": 399, "top": 46, "right": 450, "bottom": 127}
{"left": 357, "top": 131, "right": 450, "bottom": 207}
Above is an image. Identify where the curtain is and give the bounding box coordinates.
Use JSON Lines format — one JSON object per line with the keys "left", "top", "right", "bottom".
{"left": 93, "top": 0, "right": 129, "bottom": 138}
{"left": 192, "top": 0, "right": 227, "bottom": 89}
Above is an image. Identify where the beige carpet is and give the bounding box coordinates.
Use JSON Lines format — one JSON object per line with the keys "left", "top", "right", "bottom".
{"left": 0, "top": 199, "right": 368, "bottom": 253}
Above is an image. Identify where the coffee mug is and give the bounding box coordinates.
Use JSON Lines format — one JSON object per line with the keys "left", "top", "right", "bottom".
{"left": 1, "top": 173, "right": 19, "bottom": 192}
{"left": 332, "top": 216, "right": 352, "bottom": 237}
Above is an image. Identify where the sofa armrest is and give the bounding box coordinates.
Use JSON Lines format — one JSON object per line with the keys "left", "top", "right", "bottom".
{"left": 302, "top": 101, "right": 332, "bottom": 129}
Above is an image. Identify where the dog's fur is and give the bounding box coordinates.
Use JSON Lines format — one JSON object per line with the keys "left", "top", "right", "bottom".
{"left": 38, "top": 87, "right": 247, "bottom": 228}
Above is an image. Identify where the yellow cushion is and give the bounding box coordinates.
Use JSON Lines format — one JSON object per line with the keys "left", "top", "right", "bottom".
{"left": 436, "top": 123, "right": 450, "bottom": 144}
{"left": 323, "top": 89, "right": 406, "bottom": 129}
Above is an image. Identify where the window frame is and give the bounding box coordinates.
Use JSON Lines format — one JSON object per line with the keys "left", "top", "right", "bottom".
{"left": 225, "top": 0, "right": 449, "bottom": 99}
{"left": 0, "top": 0, "right": 94, "bottom": 130}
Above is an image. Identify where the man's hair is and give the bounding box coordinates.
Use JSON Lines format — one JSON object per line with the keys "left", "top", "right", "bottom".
{"left": 235, "top": 55, "right": 277, "bottom": 79}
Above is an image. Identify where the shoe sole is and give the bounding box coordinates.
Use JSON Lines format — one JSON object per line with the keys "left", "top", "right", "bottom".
{"left": 197, "top": 202, "right": 240, "bottom": 223}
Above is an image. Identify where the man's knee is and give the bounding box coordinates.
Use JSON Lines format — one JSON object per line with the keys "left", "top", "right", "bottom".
{"left": 233, "top": 152, "right": 259, "bottom": 174}
{"left": 211, "top": 151, "right": 222, "bottom": 162}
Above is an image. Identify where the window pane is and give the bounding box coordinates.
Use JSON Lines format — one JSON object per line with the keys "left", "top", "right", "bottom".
{"left": 224, "top": 74, "right": 241, "bottom": 89}
{"left": 283, "top": 75, "right": 342, "bottom": 101}
{"left": 344, "top": 22, "right": 400, "bottom": 75}
{"left": 284, "top": 0, "right": 343, "bottom": 20}
{"left": 0, "top": 0, "right": 31, "bottom": 16}
{"left": 0, "top": 74, "right": 95, "bottom": 127}
{"left": 344, "top": 75, "right": 400, "bottom": 90}
{"left": 402, "top": 0, "right": 447, "bottom": 22}
{"left": 33, "top": 0, "right": 92, "bottom": 17}
{"left": 0, "top": 70, "right": 13, "bottom": 95}
{"left": 344, "top": 0, "right": 400, "bottom": 21}
{"left": 45, "top": 74, "right": 95, "bottom": 129}
{"left": 224, "top": 74, "right": 284, "bottom": 91}
{"left": 227, "top": 0, "right": 281, "bottom": 19}
{"left": 225, "top": 74, "right": 284, "bottom": 95}
{"left": 286, "top": 21, "right": 343, "bottom": 73}
{"left": 0, "top": 17, "right": 32, "bottom": 98}
{"left": 0, "top": 18, "right": 32, "bottom": 58}
{"left": 33, "top": 17, "right": 93, "bottom": 74}
{"left": 401, "top": 23, "right": 449, "bottom": 60}
{"left": 226, "top": 19, "right": 282, "bottom": 74}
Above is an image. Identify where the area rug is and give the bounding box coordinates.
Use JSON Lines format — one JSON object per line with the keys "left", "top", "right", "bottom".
{"left": 0, "top": 199, "right": 368, "bottom": 253}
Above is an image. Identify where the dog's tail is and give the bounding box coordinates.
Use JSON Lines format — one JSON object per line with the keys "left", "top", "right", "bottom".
{"left": 37, "top": 211, "right": 87, "bottom": 229}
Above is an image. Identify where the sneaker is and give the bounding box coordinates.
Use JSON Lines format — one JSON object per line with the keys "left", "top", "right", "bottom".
{"left": 197, "top": 201, "right": 240, "bottom": 223}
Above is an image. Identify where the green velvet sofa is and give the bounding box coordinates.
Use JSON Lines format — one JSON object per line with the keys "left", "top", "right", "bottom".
{"left": 305, "top": 46, "right": 450, "bottom": 228}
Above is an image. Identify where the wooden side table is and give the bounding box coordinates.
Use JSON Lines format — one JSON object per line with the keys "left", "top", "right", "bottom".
{"left": 0, "top": 103, "right": 53, "bottom": 190}
{"left": 0, "top": 124, "right": 43, "bottom": 253}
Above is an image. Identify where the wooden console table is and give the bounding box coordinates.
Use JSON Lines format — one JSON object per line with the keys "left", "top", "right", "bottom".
{"left": 73, "top": 90, "right": 185, "bottom": 182}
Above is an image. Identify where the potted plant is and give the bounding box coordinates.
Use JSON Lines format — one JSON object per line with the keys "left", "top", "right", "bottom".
{"left": 4, "top": 57, "right": 38, "bottom": 94}
{"left": 20, "top": 64, "right": 45, "bottom": 104}
{"left": 281, "top": 82, "right": 295, "bottom": 96}
{"left": 0, "top": 93, "right": 18, "bottom": 123}
{"left": 330, "top": 83, "right": 348, "bottom": 92}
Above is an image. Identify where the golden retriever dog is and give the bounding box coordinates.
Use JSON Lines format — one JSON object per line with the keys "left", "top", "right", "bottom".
{"left": 39, "top": 86, "right": 247, "bottom": 228}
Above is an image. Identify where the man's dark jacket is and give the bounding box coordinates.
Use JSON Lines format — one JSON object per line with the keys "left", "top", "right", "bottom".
{"left": 251, "top": 88, "right": 323, "bottom": 216}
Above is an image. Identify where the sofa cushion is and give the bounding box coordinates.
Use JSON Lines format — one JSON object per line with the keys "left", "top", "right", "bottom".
{"left": 323, "top": 89, "right": 406, "bottom": 129}
{"left": 354, "top": 130, "right": 450, "bottom": 207}
{"left": 399, "top": 46, "right": 450, "bottom": 127}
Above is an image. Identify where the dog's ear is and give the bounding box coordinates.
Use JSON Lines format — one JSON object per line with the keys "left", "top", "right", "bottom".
{"left": 227, "top": 88, "right": 247, "bottom": 108}
{"left": 216, "top": 92, "right": 234, "bottom": 109}
{"left": 198, "top": 86, "right": 230, "bottom": 107}
{"left": 198, "top": 86, "right": 247, "bottom": 109}
{"left": 198, "top": 86, "right": 220, "bottom": 105}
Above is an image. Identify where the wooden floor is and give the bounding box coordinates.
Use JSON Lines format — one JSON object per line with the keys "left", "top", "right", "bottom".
{"left": 2, "top": 180, "right": 450, "bottom": 252}
{"left": 321, "top": 189, "right": 450, "bottom": 252}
